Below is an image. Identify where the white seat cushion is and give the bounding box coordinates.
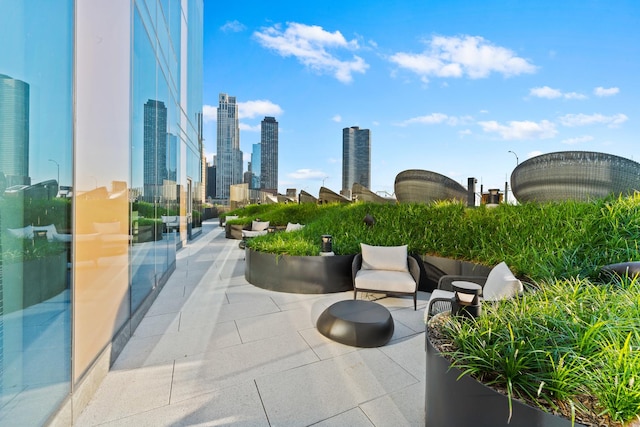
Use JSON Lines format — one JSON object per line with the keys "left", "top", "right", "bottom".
{"left": 360, "top": 243, "right": 408, "bottom": 272}
{"left": 355, "top": 269, "right": 416, "bottom": 293}
{"left": 242, "top": 230, "right": 268, "bottom": 238}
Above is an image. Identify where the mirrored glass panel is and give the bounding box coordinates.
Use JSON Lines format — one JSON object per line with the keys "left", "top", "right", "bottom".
{"left": 0, "top": 1, "right": 73, "bottom": 424}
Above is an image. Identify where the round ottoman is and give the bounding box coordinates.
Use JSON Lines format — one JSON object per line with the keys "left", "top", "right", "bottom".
{"left": 316, "top": 299, "right": 394, "bottom": 347}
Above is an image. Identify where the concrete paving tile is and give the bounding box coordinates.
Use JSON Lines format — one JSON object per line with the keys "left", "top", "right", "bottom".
{"left": 82, "top": 381, "right": 269, "bottom": 427}
{"left": 360, "top": 382, "right": 425, "bottom": 427}
{"left": 170, "top": 332, "right": 319, "bottom": 402}
{"left": 255, "top": 348, "right": 418, "bottom": 426}
{"left": 391, "top": 306, "right": 429, "bottom": 334}
{"left": 235, "top": 307, "right": 314, "bottom": 343}
{"left": 380, "top": 334, "right": 426, "bottom": 381}
{"left": 313, "top": 407, "right": 375, "bottom": 427}
{"left": 133, "top": 312, "right": 180, "bottom": 338}
{"left": 75, "top": 364, "right": 174, "bottom": 426}
{"left": 180, "top": 297, "right": 281, "bottom": 327}
{"left": 113, "top": 321, "right": 241, "bottom": 370}
{"left": 298, "top": 327, "right": 359, "bottom": 360}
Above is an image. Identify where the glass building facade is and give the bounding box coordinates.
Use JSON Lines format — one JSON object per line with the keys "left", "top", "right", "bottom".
{"left": 0, "top": 1, "right": 203, "bottom": 424}
{"left": 342, "top": 126, "right": 371, "bottom": 198}
{"left": 260, "top": 117, "right": 278, "bottom": 194}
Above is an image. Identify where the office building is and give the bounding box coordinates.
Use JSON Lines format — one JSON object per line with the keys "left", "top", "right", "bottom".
{"left": 216, "top": 93, "right": 243, "bottom": 200}
{"left": 261, "top": 116, "right": 278, "bottom": 194}
{"left": 0, "top": 74, "right": 30, "bottom": 187}
{"left": 251, "top": 142, "right": 261, "bottom": 189}
{"left": 206, "top": 160, "right": 216, "bottom": 200}
{"left": 143, "top": 99, "right": 168, "bottom": 201}
{"left": 0, "top": 1, "right": 203, "bottom": 424}
{"left": 342, "top": 126, "right": 371, "bottom": 198}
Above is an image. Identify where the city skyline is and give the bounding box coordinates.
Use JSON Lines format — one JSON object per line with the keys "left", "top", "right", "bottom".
{"left": 202, "top": 0, "right": 640, "bottom": 199}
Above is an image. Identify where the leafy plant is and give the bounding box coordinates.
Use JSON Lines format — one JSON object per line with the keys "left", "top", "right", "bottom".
{"left": 237, "top": 194, "right": 640, "bottom": 424}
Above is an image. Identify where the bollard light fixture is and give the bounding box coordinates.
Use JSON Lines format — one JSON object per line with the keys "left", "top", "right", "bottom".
{"left": 321, "top": 234, "right": 333, "bottom": 253}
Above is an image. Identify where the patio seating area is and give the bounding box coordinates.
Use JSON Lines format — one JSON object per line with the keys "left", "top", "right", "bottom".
{"left": 75, "top": 219, "right": 429, "bottom": 426}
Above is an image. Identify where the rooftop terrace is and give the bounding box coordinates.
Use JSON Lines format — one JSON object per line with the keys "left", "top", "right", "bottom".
{"left": 75, "top": 220, "right": 429, "bottom": 426}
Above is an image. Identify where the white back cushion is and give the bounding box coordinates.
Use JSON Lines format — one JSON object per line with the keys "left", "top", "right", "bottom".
{"left": 252, "top": 220, "right": 270, "bottom": 231}
{"left": 285, "top": 222, "right": 304, "bottom": 232}
{"left": 361, "top": 243, "right": 408, "bottom": 272}
{"left": 483, "top": 262, "right": 523, "bottom": 300}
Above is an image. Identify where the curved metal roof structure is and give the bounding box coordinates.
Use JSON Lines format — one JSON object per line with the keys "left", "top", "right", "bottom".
{"left": 510, "top": 151, "right": 640, "bottom": 203}
{"left": 394, "top": 169, "right": 467, "bottom": 204}
{"left": 318, "top": 186, "right": 351, "bottom": 204}
{"left": 298, "top": 189, "right": 318, "bottom": 204}
{"left": 351, "top": 183, "right": 396, "bottom": 204}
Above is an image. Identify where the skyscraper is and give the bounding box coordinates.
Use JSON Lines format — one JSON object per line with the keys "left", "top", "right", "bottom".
{"left": 260, "top": 116, "right": 278, "bottom": 194}
{"left": 0, "top": 74, "right": 30, "bottom": 187}
{"left": 143, "top": 99, "right": 167, "bottom": 201}
{"left": 251, "top": 142, "right": 261, "bottom": 189}
{"left": 216, "top": 93, "right": 242, "bottom": 200}
{"left": 342, "top": 126, "right": 371, "bottom": 197}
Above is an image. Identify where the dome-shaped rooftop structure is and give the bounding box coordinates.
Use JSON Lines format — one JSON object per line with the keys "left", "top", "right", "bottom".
{"left": 394, "top": 169, "right": 467, "bottom": 204}
{"left": 510, "top": 151, "right": 640, "bottom": 203}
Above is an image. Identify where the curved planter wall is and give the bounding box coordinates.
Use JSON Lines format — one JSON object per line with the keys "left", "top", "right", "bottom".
{"left": 425, "top": 333, "right": 584, "bottom": 427}
{"left": 245, "top": 249, "right": 355, "bottom": 294}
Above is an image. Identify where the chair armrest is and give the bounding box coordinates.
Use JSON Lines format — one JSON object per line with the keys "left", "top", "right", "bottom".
{"left": 437, "top": 275, "right": 487, "bottom": 291}
{"left": 352, "top": 253, "right": 363, "bottom": 285}
{"left": 408, "top": 256, "right": 420, "bottom": 285}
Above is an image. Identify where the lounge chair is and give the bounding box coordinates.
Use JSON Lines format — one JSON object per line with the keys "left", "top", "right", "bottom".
{"left": 425, "top": 261, "right": 522, "bottom": 321}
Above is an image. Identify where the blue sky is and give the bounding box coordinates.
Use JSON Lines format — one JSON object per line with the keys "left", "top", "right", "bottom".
{"left": 202, "top": 0, "right": 640, "bottom": 200}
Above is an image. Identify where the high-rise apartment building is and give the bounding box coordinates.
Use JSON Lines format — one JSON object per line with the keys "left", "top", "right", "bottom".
{"left": 0, "top": 74, "right": 30, "bottom": 187}
{"left": 251, "top": 142, "right": 261, "bottom": 189}
{"left": 216, "top": 93, "right": 243, "bottom": 200}
{"left": 143, "top": 99, "right": 168, "bottom": 201}
{"left": 0, "top": 1, "right": 203, "bottom": 424}
{"left": 342, "top": 126, "right": 371, "bottom": 197}
{"left": 260, "top": 116, "right": 278, "bottom": 194}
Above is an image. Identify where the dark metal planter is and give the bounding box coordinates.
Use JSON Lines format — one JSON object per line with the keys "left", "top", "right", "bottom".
{"left": 425, "top": 332, "right": 584, "bottom": 427}
{"left": 245, "top": 248, "right": 354, "bottom": 294}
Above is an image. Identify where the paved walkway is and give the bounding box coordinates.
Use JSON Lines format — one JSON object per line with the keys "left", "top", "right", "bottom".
{"left": 75, "top": 220, "right": 428, "bottom": 426}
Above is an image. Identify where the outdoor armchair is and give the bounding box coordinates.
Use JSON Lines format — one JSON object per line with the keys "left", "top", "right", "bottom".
{"left": 425, "top": 261, "right": 523, "bottom": 321}
{"left": 352, "top": 243, "right": 420, "bottom": 310}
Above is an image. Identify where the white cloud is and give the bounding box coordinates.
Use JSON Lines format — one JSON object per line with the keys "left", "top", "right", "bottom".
{"left": 203, "top": 104, "right": 217, "bottom": 122}
{"left": 562, "top": 135, "right": 594, "bottom": 145}
{"left": 389, "top": 35, "right": 537, "bottom": 82}
{"left": 459, "top": 129, "right": 472, "bottom": 137}
{"left": 558, "top": 113, "right": 628, "bottom": 128}
{"left": 239, "top": 123, "right": 261, "bottom": 132}
{"left": 529, "top": 86, "right": 587, "bottom": 100}
{"left": 478, "top": 120, "right": 557, "bottom": 140}
{"left": 527, "top": 150, "right": 543, "bottom": 159}
{"left": 594, "top": 86, "right": 620, "bottom": 97}
{"left": 529, "top": 86, "right": 562, "bottom": 99}
{"left": 398, "top": 113, "right": 472, "bottom": 126}
{"left": 254, "top": 22, "right": 369, "bottom": 83}
{"left": 563, "top": 92, "right": 588, "bottom": 100}
{"left": 288, "top": 169, "right": 327, "bottom": 180}
{"left": 238, "top": 100, "right": 283, "bottom": 119}
{"left": 332, "top": 114, "right": 342, "bottom": 123}
{"left": 220, "top": 20, "right": 246, "bottom": 33}
{"left": 203, "top": 100, "right": 283, "bottom": 124}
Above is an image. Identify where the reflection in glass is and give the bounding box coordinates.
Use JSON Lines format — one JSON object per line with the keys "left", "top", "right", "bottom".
{"left": 0, "top": 2, "right": 73, "bottom": 424}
